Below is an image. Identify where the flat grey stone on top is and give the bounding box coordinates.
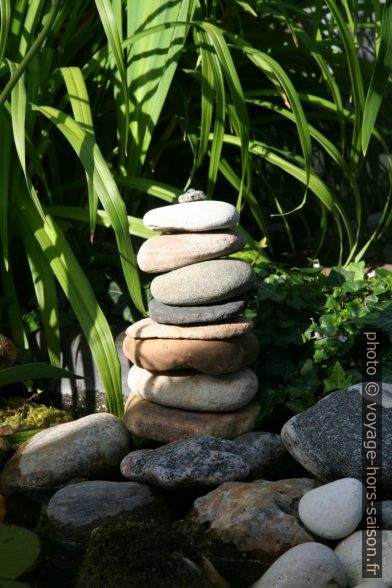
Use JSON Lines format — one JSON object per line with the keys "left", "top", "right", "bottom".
{"left": 0, "top": 413, "right": 131, "bottom": 492}
{"left": 281, "top": 383, "right": 392, "bottom": 491}
{"left": 47, "top": 480, "right": 169, "bottom": 546}
{"left": 120, "top": 437, "right": 250, "bottom": 489}
{"left": 148, "top": 297, "right": 247, "bottom": 325}
{"left": 143, "top": 200, "right": 239, "bottom": 232}
{"left": 151, "top": 259, "right": 255, "bottom": 306}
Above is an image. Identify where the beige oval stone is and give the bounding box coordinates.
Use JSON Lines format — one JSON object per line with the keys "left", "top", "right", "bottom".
{"left": 126, "top": 317, "right": 252, "bottom": 340}
{"left": 137, "top": 230, "right": 245, "bottom": 273}
{"left": 123, "top": 333, "right": 259, "bottom": 375}
{"left": 124, "top": 394, "right": 260, "bottom": 443}
{"left": 127, "top": 366, "right": 258, "bottom": 412}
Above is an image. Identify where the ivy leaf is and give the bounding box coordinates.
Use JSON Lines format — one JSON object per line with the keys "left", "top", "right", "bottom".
{"left": 324, "top": 361, "right": 352, "bottom": 393}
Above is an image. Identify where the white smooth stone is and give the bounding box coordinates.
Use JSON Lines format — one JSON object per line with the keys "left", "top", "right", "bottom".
{"left": 252, "top": 542, "right": 347, "bottom": 588}
{"left": 299, "top": 478, "right": 365, "bottom": 540}
{"left": 143, "top": 200, "right": 239, "bottom": 232}
{"left": 335, "top": 530, "right": 392, "bottom": 587}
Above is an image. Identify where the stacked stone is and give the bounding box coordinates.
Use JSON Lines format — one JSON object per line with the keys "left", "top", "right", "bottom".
{"left": 122, "top": 190, "right": 260, "bottom": 443}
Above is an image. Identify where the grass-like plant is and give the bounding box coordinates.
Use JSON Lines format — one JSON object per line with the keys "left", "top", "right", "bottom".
{"left": 0, "top": 0, "right": 391, "bottom": 415}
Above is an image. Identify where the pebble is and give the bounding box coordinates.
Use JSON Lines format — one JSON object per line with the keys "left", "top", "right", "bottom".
{"left": 127, "top": 366, "right": 258, "bottom": 412}
{"left": 126, "top": 317, "right": 252, "bottom": 340}
{"left": 123, "top": 332, "right": 259, "bottom": 375}
{"left": 178, "top": 188, "right": 207, "bottom": 202}
{"left": 143, "top": 200, "right": 239, "bottom": 232}
{"left": 335, "top": 530, "right": 392, "bottom": 586}
{"left": 149, "top": 297, "right": 247, "bottom": 325}
{"left": 47, "top": 481, "right": 169, "bottom": 546}
{"left": 0, "top": 413, "right": 131, "bottom": 492}
{"left": 150, "top": 259, "right": 255, "bottom": 305}
{"left": 281, "top": 383, "right": 392, "bottom": 491}
{"left": 180, "top": 478, "right": 318, "bottom": 564}
{"left": 298, "top": 478, "right": 365, "bottom": 540}
{"left": 251, "top": 542, "right": 347, "bottom": 588}
{"left": 123, "top": 394, "right": 260, "bottom": 443}
{"left": 232, "top": 432, "right": 287, "bottom": 479}
{"left": 120, "top": 437, "right": 249, "bottom": 489}
{"left": 137, "top": 230, "right": 244, "bottom": 273}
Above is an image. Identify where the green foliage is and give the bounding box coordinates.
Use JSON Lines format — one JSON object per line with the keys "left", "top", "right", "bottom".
{"left": 1, "top": 1, "right": 392, "bottom": 415}
{"left": 250, "top": 262, "right": 392, "bottom": 422}
{"left": 0, "top": 524, "right": 41, "bottom": 580}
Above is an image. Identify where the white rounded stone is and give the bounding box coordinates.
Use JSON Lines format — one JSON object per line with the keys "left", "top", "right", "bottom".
{"left": 127, "top": 365, "right": 258, "bottom": 412}
{"left": 251, "top": 542, "right": 347, "bottom": 588}
{"left": 299, "top": 478, "right": 365, "bottom": 540}
{"left": 335, "top": 530, "right": 392, "bottom": 587}
{"left": 143, "top": 200, "right": 239, "bottom": 232}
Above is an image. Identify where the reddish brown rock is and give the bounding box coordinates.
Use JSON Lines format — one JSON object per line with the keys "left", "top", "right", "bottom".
{"left": 126, "top": 317, "right": 252, "bottom": 340}
{"left": 137, "top": 230, "right": 244, "bottom": 273}
{"left": 123, "top": 333, "right": 259, "bottom": 375}
{"left": 180, "top": 478, "right": 318, "bottom": 568}
{"left": 123, "top": 394, "right": 260, "bottom": 443}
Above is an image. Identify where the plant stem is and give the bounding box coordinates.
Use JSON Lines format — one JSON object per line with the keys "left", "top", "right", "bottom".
{"left": 0, "top": 0, "right": 61, "bottom": 110}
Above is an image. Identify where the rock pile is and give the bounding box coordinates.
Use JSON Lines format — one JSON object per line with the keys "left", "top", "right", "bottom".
{"left": 122, "top": 190, "right": 260, "bottom": 442}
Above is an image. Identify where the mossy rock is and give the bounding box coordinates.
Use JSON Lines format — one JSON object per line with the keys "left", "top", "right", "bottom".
{"left": 78, "top": 520, "right": 217, "bottom": 588}
{"left": 0, "top": 402, "right": 71, "bottom": 435}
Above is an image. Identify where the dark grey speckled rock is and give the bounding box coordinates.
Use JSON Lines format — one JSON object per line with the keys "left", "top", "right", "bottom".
{"left": 120, "top": 437, "right": 250, "bottom": 489}
{"left": 232, "top": 432, "right": 287, "bottom": 479}
{"left": 148, "top": 297, "right": 247, "bottom": 325}
{"left": 47, "top": 481, "right": 169, "bottom": 546}
{"left": 0, "top": 413, "right": 131, "bottom": 493}
{"left": 281, "top": 383, "right": 392, "bottom": 491}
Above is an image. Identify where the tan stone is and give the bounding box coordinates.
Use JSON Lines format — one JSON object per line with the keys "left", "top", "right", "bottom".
{"left": 127, "top": 366, "right": 258, "bottom": 412}
{"left": 126, "top": 317, "right": 252, "bottom": 340}
{"left": 123, "top": 333, "right": 259, "bottom": 375}
{"left": 180, "top": 478, "right": 318, "bottom": 565}
{"left": 123, "top": 394, "right": 260, "bottom": 443}
{"left": 137, "top": 230, "right": 245, "bottom": 273}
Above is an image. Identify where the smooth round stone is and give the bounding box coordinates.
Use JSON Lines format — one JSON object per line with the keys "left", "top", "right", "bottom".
{"left": 120, "top": 437, "right": 249, "bottom": 489}
{"left": 123, "top": 333, "right": 259, "bottom": 375}
{"left": 178, "top": 188, "right": 207, "bottom": 203}
{"left": 252, "top": 542, "right": 347, "bottom": 588}
{"left": 143, "top": 200, "right": 239, "bottom": 232}
{"left": 47, "top": 481, "right": 168, "bottom": 546}
{"left": 126, "top": 317, "right": 252, "bottom": 340}
{"left": 137, "top": 230, "right": 245, "bottom": 273}
{"left": 298, "top": 478, "right": 365, "bottom": 540}
{"left": 149, "top": 298, "right": 247, "bottom": 325}
{"left": 0, "top": 414, "right": 131, "bottom": 492}
{"left": 151, "top": 259, "right": 255, "bottom": 306}
{"left": 335, "top": 530, "right": 392, "bottom": 586}
{"left": 123, "top": 394, "right": 260, "bottom": 443}
{"left": 127, "top": 366, "right": 258, "bottom": 412}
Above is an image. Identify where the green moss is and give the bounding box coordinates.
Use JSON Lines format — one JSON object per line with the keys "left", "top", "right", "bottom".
{"left": 78, "top": 520, "right": 216, "bottom": 588}
{"left": 0, "top": 402, "right": 71, "bottom": 432}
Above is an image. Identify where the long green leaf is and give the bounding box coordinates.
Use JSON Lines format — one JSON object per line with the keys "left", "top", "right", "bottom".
{"left": 0, "top": 363, "right": 81, "bottom": 388}
{"left": 0, "top": 0, "right": 11, "bottom": 66}
{"left": 16, "top": 195, "right": 124, "bottom": 417}
{"left": 95, "top": 0, "right": 129, "bottom": 164}
{"left": 33, "top": 105, "right": 145, "bottom": 314}
{"left": 60, "top": 66, "right": 98, "bottom": 241}
{"left": 0, "top": 109, "right": 11, "bottom": 270}
{"left": 362, "top": 0, "right": 392, "bottom": 154}
{"left": 15, "top": 205, "right": 61, "bottom": 367}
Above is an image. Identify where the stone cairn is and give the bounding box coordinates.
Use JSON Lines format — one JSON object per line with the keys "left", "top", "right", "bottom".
{"left": 122, "top": 189, "right": 260, "bottom": 443}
